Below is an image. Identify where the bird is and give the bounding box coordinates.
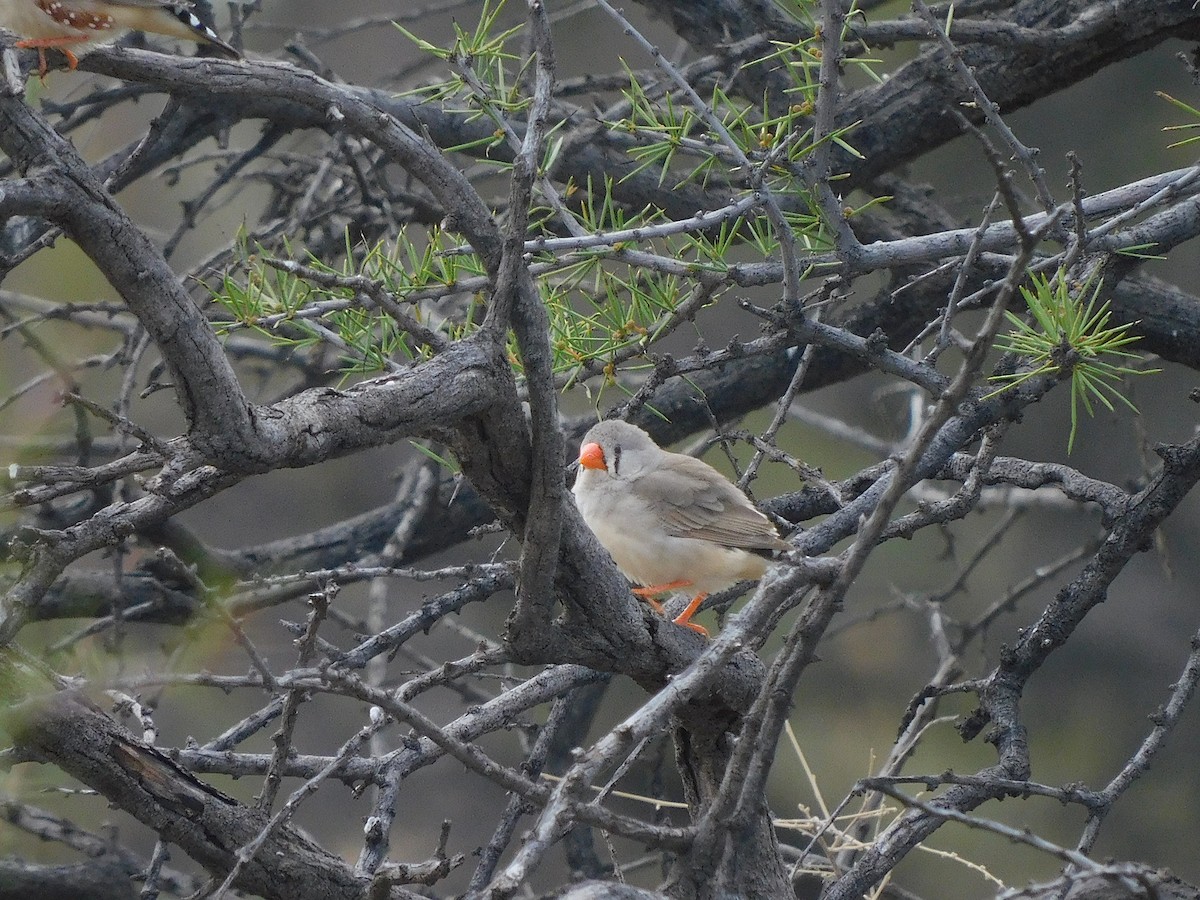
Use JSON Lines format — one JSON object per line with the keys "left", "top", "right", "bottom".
{"left": 572, "top": 419, "right": 789, "bottom": 637}
{"left": 0, "top": 0, "right": 240, "bottom": 74}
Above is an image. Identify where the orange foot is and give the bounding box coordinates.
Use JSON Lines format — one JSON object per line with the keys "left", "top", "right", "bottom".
{"left": 672, "top": 592, "right": 710, "bottom": 638}
{"left": 16, "top": 36, "right": 86, "bottom": 77}
{"left": 632, "top": 581, "right": 709, "bottom": 637}
{"left": 633, "top": 579, "right": 690, "bottom": 613}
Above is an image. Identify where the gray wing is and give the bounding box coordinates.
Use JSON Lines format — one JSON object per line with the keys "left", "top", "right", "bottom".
{"left": 632, "top": 452, "right": 788, "bottom": 551}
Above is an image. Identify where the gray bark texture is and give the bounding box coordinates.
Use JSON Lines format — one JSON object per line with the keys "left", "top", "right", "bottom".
{"left": 1, "top": 0, "right": 1200, "bottom": 898}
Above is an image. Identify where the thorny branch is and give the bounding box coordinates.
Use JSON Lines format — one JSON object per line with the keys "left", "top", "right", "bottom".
{"left": 2, "top": 1, "right": 1200, "bottom": 898}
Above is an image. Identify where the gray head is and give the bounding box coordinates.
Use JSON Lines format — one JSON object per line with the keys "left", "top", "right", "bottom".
{"left": 577, "top": 420, "right": 663, "bottom": 480}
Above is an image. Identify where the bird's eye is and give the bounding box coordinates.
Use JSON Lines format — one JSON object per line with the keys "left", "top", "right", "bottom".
{"left": 611, "top": 444, "right": 622, "bottom": 475}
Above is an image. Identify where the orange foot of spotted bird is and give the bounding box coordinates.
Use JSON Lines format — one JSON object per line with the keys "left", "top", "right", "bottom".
{"left": 632, "top": 581, "right": 709, "bottom": 637}
{"left": 15, "top": 36, "right": 86, "bottom": 77}
{"left": 6, "top": 1, "right": 240, "bottom": 80}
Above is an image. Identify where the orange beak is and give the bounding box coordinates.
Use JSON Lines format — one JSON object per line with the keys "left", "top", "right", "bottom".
{"left": 578, "top": 442, "right": 606, "bottom": 470}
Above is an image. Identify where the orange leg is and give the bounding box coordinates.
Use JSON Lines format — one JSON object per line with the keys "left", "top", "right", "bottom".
{"left": 672, "top": 593, "right": 710, "bottom": 638}
{"left": 632, "top": 581, "right": 709, "bottom": 637}
{"left": 633, "top": 579, "right": 693, "bottom": 595}
{"left": 633, "top": 580, "right": 692, "bottom": 615}
{"left": 630, "top": 588, "right": 664, "bottom": 615}
{"left": 16, "top": 36, "right": 86, "bottom": 76}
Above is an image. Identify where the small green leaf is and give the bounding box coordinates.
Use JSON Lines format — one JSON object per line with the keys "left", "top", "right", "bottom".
{"left": 987, "top": 269, "right": 1158, "bottom": 453}
{"left": 408, "top": 442, "right": 461, "bottom": 474}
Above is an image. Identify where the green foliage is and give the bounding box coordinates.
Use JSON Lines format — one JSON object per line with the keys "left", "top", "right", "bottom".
{"left": 763, "top": 0, "right": 884, "bottom": 88}
{"left": 394, "top": 0, "right": 525, "bottom": 115}
{"left": 212, "top": 0, "right": 882, "bottom": 400}
{"left": 211, "top": 229, "right": 486, "bottom": 377}
{"left": 1157, "top": 91, "right": 1200, "bottom": 149}
{"left": 408, "top": 441, "right": 461, "bottom": 474}
{"left": 987, "top": 271, "right": 1159, "bottom": 453}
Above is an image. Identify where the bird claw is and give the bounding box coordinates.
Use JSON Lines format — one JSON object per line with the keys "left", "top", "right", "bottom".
{"left": 632, "top": 582, "right": 710, "bottom": 635}
{"left": 629, "top": 590, "right": 708, "bottom": 635}
{"left": 674, "top": 617, "right": 709, "bottom": 638}
{"left": 670, "top": 592, "right": 709, "bottom": 638}
{"left": 634, "top": 594, "right": 665, "bottom": 615}
{"left": 15, "top": 38, "right": 82, "bottom": 78}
